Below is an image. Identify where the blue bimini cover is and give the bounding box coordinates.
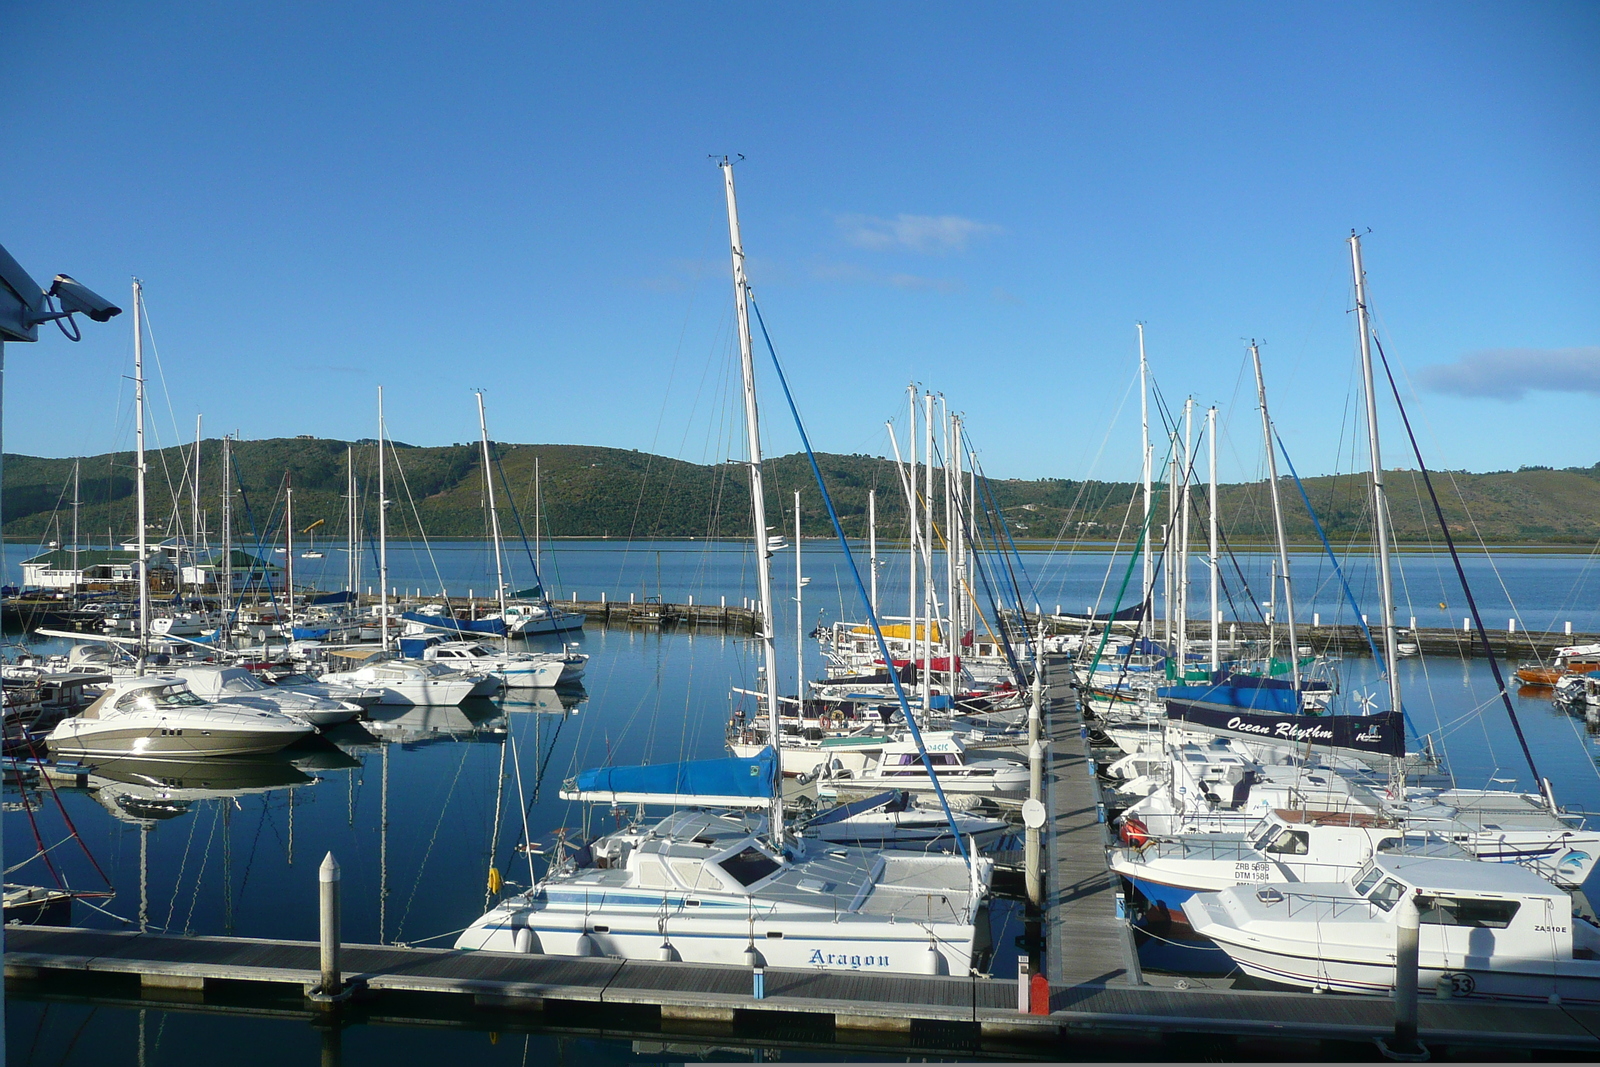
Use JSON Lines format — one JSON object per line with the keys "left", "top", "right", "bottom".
{"left": 572, "top": 747, "right": 777, "bottom": 805}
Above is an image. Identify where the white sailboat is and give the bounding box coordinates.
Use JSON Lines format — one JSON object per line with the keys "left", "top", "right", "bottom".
{"left": 454, "top": 160, "right": 993, "bottom": 976}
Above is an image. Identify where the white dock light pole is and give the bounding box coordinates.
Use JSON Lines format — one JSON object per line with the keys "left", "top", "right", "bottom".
{"left": 319, "top": 852, "right": 342, "bottom": 998}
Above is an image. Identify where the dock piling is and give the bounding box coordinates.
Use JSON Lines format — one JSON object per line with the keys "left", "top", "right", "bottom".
{"left": 1383, "top": 891, "right": 1423, "bottom": 1059}
{"left": 319, "top": 852, "right": 341, "bottom": 998}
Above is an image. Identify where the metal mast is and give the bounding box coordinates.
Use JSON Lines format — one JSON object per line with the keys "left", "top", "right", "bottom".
{"left": 1207, "top": 405, "right": 1220, "bottom": 672}
{"left": 868, "top": 488, "right": 878, "bottom": 615}
{"left": 720, "top": 157, "right": 784, "bottom": 852}
{"left": 71, "top": 458, "right": 80, "bottom": 589}
{"left": 133, "top": 279, "right": 149, "bottom": 673}
{"left": 1138, "top": 324, "right": 1153, "bottom": 613}
{"left": 906, "top": 385, "right": 918, "bottom": 695}
{"left": 221, "top": 435, "right": 232, "bottom": 650}
{"left": 1178, "top": 398, "right": 1193, "bottom": 670}
{"left": 1350, "top": 233, "right": 1402, "bottom": 716}
{"left": 378, "top": 387, "right": 390, "bottom": 653}
{"left": 346, "top": 445, "right": 358, "bottom": 596}
{"left": 478, "top": 392, "right": 510, "bottom": 652}
{"left": 1250, "top": 342, "right": 1301, "bottom": 694}
{"left": 192, "top": 414, "right": 202, "bottom": 594}
{"left": 794, "top": 491, "right": 806, "bottom": 704}
{"left": 922, "top": 391, "right": 935, "bottom": 712}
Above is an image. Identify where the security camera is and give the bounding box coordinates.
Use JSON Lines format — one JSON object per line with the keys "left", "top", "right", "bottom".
{"left": 48, "top": 275, "right": 122, "bottom": 322}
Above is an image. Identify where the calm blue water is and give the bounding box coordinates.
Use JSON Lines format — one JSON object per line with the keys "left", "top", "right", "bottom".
{"left": 7, "top": 539, "right": 1600, "bottom": 1063}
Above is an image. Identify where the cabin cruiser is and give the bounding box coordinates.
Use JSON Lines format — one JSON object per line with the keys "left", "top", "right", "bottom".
{"left": 455, "top": 809, "right": 993, "bottom": 975}
{"left": 320, "top": 653, "right": 495, "bottom": 706}
{"left": 491, "top": 598, "right": 585, "bottom": 636}
{"left": 830, "top": 732, "right": 1028, "bottom": 801}
{"left": 803, "top": 790, "right": 1010, "bottom": 852}
{"left": 265, "top": 671, "right": 384, "bottom": 709}
{"left": 170, "top": 665, "right": 362, "bottom": 728}
{"left": 45, "top": 676, "right": 314, "bottom": 759}
{"left": 1185, "top": 854, "right": 1600, "bottom": 1003}
{"left": 404, "top": 637, "right": 587, "bottom": 688}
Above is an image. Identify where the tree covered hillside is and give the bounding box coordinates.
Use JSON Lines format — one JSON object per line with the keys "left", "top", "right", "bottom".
{"left": 4, "top": 438, "right": 1599, "bottom": 548}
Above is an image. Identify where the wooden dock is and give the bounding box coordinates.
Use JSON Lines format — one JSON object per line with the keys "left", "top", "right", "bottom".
{"left": 10, "top": 923, "right": 1600, "bottom": 1057}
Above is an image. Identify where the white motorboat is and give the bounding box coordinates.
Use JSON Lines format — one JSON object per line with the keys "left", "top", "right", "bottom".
{"left": 170, "top": 664, "right": 362, "bottom": 728}
{"left": 455, "top": 809, "right": 991, "bottom": 976}
{"left": 412, "top": 638, "right": 587, "bottom": 688}
{"left": 1185, "top": 853, "right": 1600, "bottom": 1003}
{"left": 493, "top": 599, "right": 585, "bottom": 636}
{"left": 804, "top": 790, "right": 1010, "bottom": 852}
{"left": 266, "top": 671, "right": 384, "bottom": 709}
{"left": 45, "top": 676, "right": 314, "bottom": 759}
{"left": 834, "top": 732, "right": 1028, "bottom": 800}
{"left": 320, "top": 655, "right": 493, "bottom": 706}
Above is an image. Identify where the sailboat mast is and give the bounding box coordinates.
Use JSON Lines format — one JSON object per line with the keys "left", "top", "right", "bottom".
{"left": 1138, "top": 324, "right": 1153, "bottom": 612}
{"left": 346, "top": 445, "right": 357, "bottom": 596}
{"left": 192, "top": 414, "right": 202, "bottom": 593}
{"left": 221, "top": 435, "right": 232, "bottom": 651}
{"left": 720, "top": 158, "right": 784, "bottom": 851}
{"left": 1350, "top": 233, "right": 1402, "bottom": 716}
{"left": 378, "top": 387, "right": 390, "bottom": 653}
{"left": 533, "top": 456, "right": 541, "bottom": 579}
{"left": 71, "top": 459, "right": 80, "bottom": 589}
{"left": 868, "top": 489, "right": 878, "bottom": 615}
{"left": 922, "top": 391, "right": 935, "bottom": 711}
{"left": 952, "top": 413, "right": 966, "bottom": 637}
{"left": 133, "top": 279, "right": 149, "bottom": 673}
{"left": 794, "top": 491, "right": 804, "bottom": 703}
{"left": 1250, "top": 342, "right": 1301, "bottom": 693}
{"left": 1208, "top": 405, "right": 1220, "bottom": 672}
{"left": 906, "top": 385, "right": 918, "bottom": 693}
{"left": 477, "top": 393, "right": 510, "bottom": 650}
{"left": 285, "top": 482, "right": 295, "bottom": 627}
{"left": 1178, "top": 398, "right": 1193, "bottom": 671}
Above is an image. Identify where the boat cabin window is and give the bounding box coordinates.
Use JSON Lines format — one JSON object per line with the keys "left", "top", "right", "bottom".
{"left": 1262, "top": 828, "right": 1309, "bottom": 856}
{"left": 1352, "top": 864, "right": 1382, "bottom": 894}
{"left": 116, "top": 685, "right": 206, "bottom": 710}
{"left": 718, "top": 847, "right": 780, "bottom": 888}
{"left": 1367, "top": 878, "right": 1407, "bottom": 912}
{"left": 1415, "top": 895, "right": 1520, "bottom": 929}
{"left": 670, "top": 860, "right": 726, "bottom": 892}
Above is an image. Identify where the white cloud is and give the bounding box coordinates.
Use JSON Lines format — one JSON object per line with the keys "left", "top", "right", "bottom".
{"left": 809, "top": 261, "right": 962, "bottom": 293}
{"left": 836, "top": 213, "right": 1002, "bottom": 254}
{"left": 1418, "top": 347, "right": 1600, "bottom": 400}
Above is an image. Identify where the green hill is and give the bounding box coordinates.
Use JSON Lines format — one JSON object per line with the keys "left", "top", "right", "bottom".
{"left": 4, "top": 438, "right": 1599, "bottom": 548}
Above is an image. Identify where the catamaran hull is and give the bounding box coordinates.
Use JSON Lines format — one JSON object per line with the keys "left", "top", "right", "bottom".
{"left": 457, "top": 910, "right": 981, "bottom": 976}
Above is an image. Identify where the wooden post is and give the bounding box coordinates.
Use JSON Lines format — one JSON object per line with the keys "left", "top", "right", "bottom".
{"left": 319, "top": 852, "right": 341, "bottom": 997}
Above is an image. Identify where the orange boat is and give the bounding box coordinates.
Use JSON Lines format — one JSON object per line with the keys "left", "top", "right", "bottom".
{"left": 1515, "top": 643, "right": 1600, "bottom": 686}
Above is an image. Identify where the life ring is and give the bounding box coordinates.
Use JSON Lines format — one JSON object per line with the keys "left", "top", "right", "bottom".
{"left": 827, "top": 709, "right": 846, "bottom": 727}
{"left": 1118, "top": 816, "right": 1151, "bottom": 848}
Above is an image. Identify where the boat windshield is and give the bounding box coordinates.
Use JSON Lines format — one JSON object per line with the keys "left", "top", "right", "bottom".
{"left": 718, "top": 846, "right": 780, "bottom": 888}
{"left": 1367, "top": 878, "right": 1407, "bottom": 913}
{"left": 119, "top": 684, "right": 207, "bottom": 710}
{"left": 1351, "top": 863, "right": 1382, "bottom": 894}
{"left": 221, "top": 673, "right": 270, "bottom": 694}
{"left": 272, "top": 673, "right": 316, "bottom": 686}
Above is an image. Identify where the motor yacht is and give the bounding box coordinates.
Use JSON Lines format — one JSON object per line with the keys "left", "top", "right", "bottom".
{"left": 45, "top": 676, "right": 314, "bottom": 759}
{"left": 1185, "top": 853, "right": 1600, "bottom": 1003}
{"left": 404, "top": 637, "right": 587, "bottom": 688}
{"left": 171, "top": 664, "right": 362, "bottom": 728}
{"left": 320, "top": 655, "right": 494, "bottom": 706}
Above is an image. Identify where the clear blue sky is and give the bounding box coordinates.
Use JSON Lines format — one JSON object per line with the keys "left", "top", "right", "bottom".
{"left": 3, "top": 2, "right": 1596, "bottom": 484}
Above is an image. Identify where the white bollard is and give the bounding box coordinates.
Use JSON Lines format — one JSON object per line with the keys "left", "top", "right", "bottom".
{"left": 1509, "top": 618, "right": 1516, "bottom": 633}
{"left": 631, "top": 592, "right": 636, "bottom": 604}
{"left": 1017, "top": 958, "right": 1032, "bottom": 1013}
{"left": 1313, "top": 613, "right": 1320, "bottom": 628}
{"left": 1567, "top": 621, "right": 1574, "bottom": 635}
{"left": 1389, "top": 892, "right": 1421, "bottom": 1055}
{"left": 721, "top": 595, "right": 726, "bottom": 609}
{"left": 601, "top": 591, "right": 606, "bottom": 604}
{"left": 319, "top": 852, "right": 341, "bottom": 997}
{"left": 688, "top": 595, "right": 694, "bottom": 606}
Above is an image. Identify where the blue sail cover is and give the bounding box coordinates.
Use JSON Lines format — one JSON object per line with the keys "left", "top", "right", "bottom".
{"left": 572, "top": 747, "right": 777, "bottom": 804}
{"left": 401, "top": 611, "right": 507, "bottom": 637}
{"left": 1160, "top": 671, "right": 1333, "bottom": 713}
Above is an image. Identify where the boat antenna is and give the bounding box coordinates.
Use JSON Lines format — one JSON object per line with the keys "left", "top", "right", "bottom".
{"left": 719, "top": 157, "right": 786, "bottom": 855}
